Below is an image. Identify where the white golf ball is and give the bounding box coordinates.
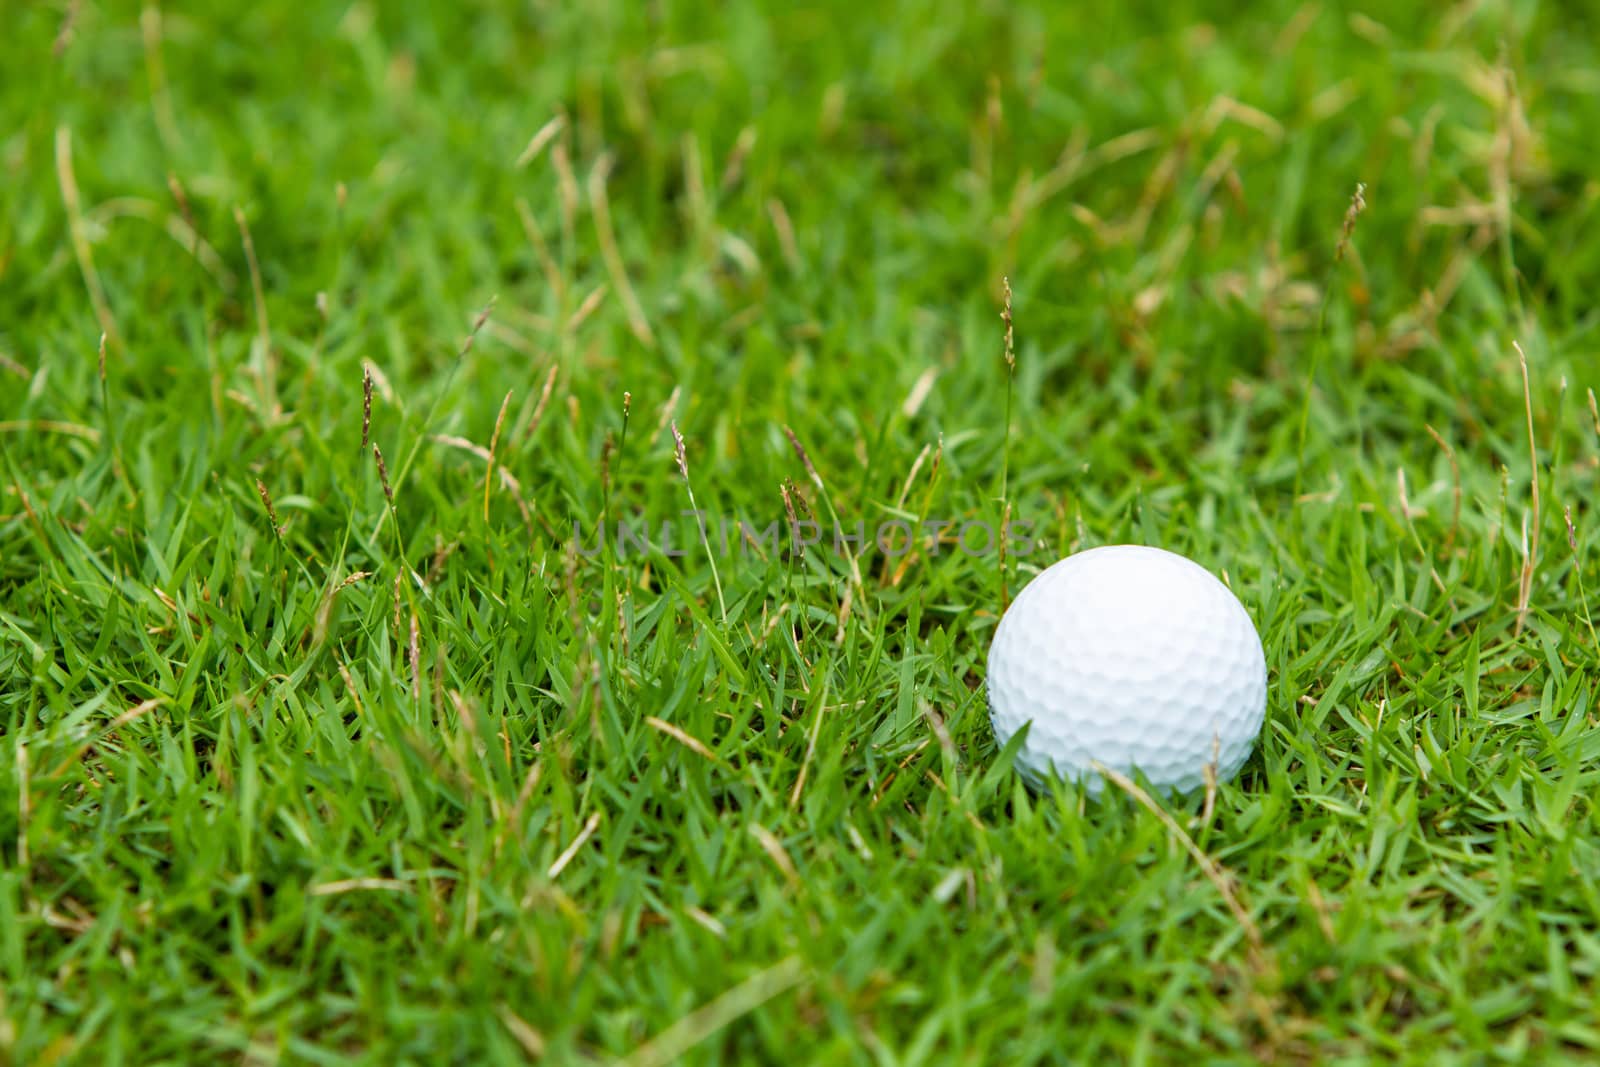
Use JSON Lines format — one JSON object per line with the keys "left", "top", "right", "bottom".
{"left": 987, "top": 545, "right": 1267, "bottom": 795}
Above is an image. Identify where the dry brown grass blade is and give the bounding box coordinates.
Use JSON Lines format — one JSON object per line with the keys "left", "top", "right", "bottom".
{"left": 483, "top": 389, "right": 513, "bottom": 523}
{"left": 308, "top": 878, "right": 409, "bottom": 896}
{"left": 788, "top": 699, "right": 828, "bottom": 809}
{"left": 514, "top": 196, "right": 566, "bottom": 306}
{"left": 548, "top": 811, "right": 602, "bottom": 879}
{"left": 1094, "top": 761, "right": 1265, "bottom": 958}
{"left": 55, "top": 127, "right": 121, "bottom": 353}
{"left": 588, "top": 153, "right": 656, "bottom": 349}
{"left": 748, "top": 823, "right": 800, "bottom": 886}
{"left": 496, "top": 1006, "right": 547, "bottom": 1058}
{"left": 1514, "top": 341, "right": 1539, "bottom": 635}
{"left": 87, "top": 197, "right": 234, "bottom": 289}
{"left": 141, "top": 6, "right": 182, "bottom": 151}
{"left": 234, "top": 206, "right": 277, "bottom": 417}
{"left": 1424, "top": 424, "right": 1462, "bottom": 555}
{"left": 620, "top": 957, "right": 805, "bottom": 1067}
{"left": 767, "top": 198, "right": 800, "bottom": 269}
{"left": 520, "top": 364, "right": 561, "bottom": 442}
{"left": 15, "top": 743, "right": 30, "bottom": 870}
{"left": 0, "top": 420, "right": 101, "bottom": 443}
{"left": 514, "top": 113, "right": 565, "bottom": 169}
{"left": 646, "top": 717, "right": 719, "bottom": 763}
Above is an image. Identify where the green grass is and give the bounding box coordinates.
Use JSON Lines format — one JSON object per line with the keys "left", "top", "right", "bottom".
{"left": 5, "top": 0, "right": 1600, "bottom": 1062}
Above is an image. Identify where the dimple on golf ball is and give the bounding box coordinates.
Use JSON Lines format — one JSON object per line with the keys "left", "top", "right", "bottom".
{"left": 987, "top": 545, "right": 1267, "bottom": 795}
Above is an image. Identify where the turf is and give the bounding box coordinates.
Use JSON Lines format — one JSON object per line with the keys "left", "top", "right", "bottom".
{"left": 5, "top": 1, "right": 1600, "bottom": 1062}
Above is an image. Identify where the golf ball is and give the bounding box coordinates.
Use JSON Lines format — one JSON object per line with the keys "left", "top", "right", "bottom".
{"left": 987, "top": 545, "right": 1267, "bottom": 795}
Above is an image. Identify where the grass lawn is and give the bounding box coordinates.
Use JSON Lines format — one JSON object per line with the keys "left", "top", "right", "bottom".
{"left": 6, "top": 0, "right": 1600, "bottom": 1061}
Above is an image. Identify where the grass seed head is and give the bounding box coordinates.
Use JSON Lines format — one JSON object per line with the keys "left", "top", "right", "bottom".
{"left": 1335, "top": 181, "right": 1368, "bottom": 263}
{"left": 782, "top": 425, "right": 820, "bottom": 488}
{"left": 166, "top": 173, "right": 197, "bottom": 254}
{"left": 460, "top": 297, "right": 496, "bottom": 360}
{"left": 255, "top": 478, "right": 283, "bottom": 538}
{"left": 361, "top": 364, "right": 373, "bottom": 450}
{"left": 784, "top": 476, "right": 814, "bottom": 521}
{"left": 671, "top": 420, "right": 689, "bottom": 479}
{"left": 1001, "top": 275, "right": 1015, "bottom": 371}
{"left": 601, "top": 431, "right": 614, "bottom": 496}
{"left": 780, "top": 481, "right": 802, "bottom": 558}
{"left": 54, "top": 0, "right": 80, "bottom": 55}
{"left": 373, "top": 442, "right": 394, "bottom": 503}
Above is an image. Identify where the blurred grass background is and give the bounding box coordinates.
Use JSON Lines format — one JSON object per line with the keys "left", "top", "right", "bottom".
{"left": 5, "top": 1, "right": 1600, "bottom": 1062}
